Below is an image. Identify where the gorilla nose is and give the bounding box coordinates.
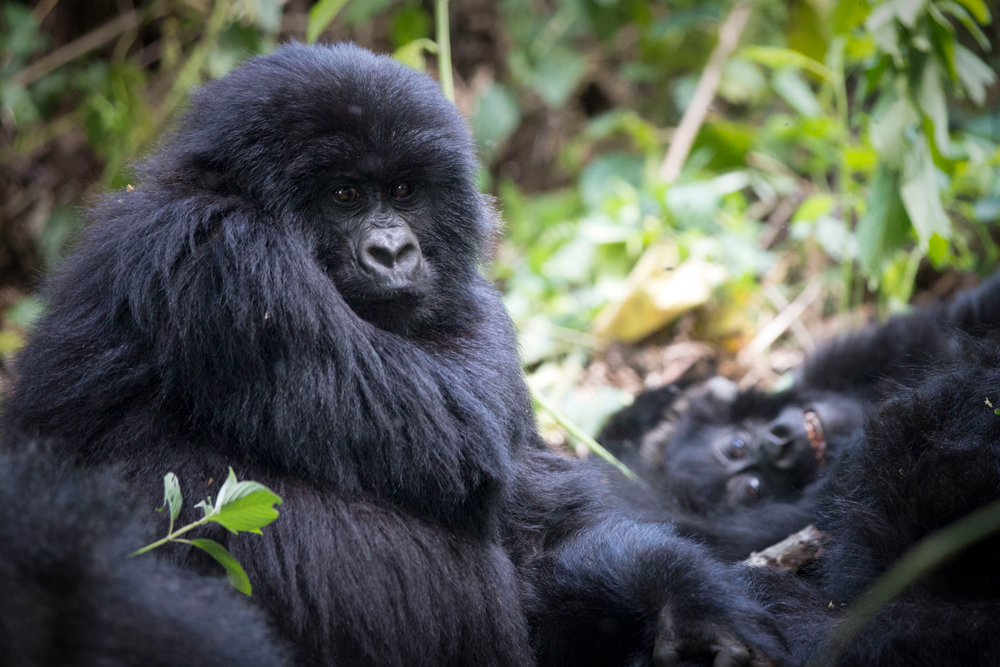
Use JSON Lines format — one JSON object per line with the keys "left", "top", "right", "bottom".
{"left": 763, "top": 407, "right": 808, "bottom": 467}
{"left": 359, "top": 227, "right": 421, "bottom": 280}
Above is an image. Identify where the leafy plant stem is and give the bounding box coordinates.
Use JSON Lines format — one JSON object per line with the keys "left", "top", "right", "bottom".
{"left": 435, "top": 0, "right": 454, "bottom": 103}
{"left": 130, "top": 516, "right": 210, "bottom": 556}
{"left": 529, "top": 385, "right": 637, "bottom": 480}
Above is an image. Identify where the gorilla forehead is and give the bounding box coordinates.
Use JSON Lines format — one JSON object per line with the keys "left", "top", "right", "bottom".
{"left": 162, "top": 43, "right": 475, "bottom": 190}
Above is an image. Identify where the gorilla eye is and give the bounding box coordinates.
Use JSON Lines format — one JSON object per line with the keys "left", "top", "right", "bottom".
{"left": 743, "top": 476, "right": 761, "bottom": 503}
{"left": 390, "top": 182, "right": 414, "bottom": 199}
{"left": 333, "top": 187, "right": 359, "bottom": 203}
{"left": 725, "top": 437, "right": 747, "bottom": 459}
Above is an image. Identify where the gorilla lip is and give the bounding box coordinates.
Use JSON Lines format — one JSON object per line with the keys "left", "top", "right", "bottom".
{"left": 803, "top": 409, "right": 826, "bottom": 467}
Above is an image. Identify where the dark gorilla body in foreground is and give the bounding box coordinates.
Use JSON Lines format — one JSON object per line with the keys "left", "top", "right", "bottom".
{"left": 599, "top": 277, "right": 1000, "bottom": 560}
{"left": 2, "top": 45, "right": 788, "bottom": 667}
{"left": 0, "top": 449, "right": 290, "bottom": 667}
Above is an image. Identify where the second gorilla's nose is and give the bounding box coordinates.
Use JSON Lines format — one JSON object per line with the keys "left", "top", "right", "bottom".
{"left": 360, "top": 226, "right": 422, "bottom": 280}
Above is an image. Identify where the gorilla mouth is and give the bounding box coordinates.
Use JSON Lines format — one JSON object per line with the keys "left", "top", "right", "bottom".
{"left": 803, "top": 409, "right": 826, "bottom": 467}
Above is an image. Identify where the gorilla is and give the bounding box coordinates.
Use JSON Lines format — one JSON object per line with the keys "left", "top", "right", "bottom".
{"left": 1, "top": 44, "right": 789, "bottom": 667}
{"left": 748, "top": 335, "right": 1000, "bottom": 665}
{"left": 598, "top": 275, "right": 1000, "bottom": 559}
{"left": 0, "top": 447, "right": 290, "bottom": 666}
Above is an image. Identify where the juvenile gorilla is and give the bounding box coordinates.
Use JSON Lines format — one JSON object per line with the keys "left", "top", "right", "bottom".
{"left": 0, "top": 448, "right": 289, "bottom": 666}
{"left": 598, "top": 276, "right": 1000, "bottom": 559}
{"left": 2, "top": 45, "right": 788, "bottom": 667}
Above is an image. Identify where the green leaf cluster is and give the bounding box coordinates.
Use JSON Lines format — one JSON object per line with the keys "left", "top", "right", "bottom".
{"left": 134, "top": 468, "right": 283, "bottom": 596}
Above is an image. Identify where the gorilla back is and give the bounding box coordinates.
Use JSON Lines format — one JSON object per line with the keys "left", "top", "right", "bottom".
{"left": 3, "top": 44, "right": 787, "bottom": 667}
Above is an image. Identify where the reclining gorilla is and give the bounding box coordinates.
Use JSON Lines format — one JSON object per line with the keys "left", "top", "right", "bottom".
{"left": 598, "top": 277, "right": 1000, "bottom": 559}
{"left": 0, "top": 45, "right": 788, "bottom": 667}
{"left": 748, "top": 335, "right": 1000, "bottom": 666}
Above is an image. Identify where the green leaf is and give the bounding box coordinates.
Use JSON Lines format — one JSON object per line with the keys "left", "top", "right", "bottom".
{"left": 857, "top": 165, "right": 911, "bottom": 277}
{"left": 740, "top": 46, "right": 834, "bottom": 80}
{"left": 157, "top": 473, "right": 182, "bottom": 524}
{"left": 869, "top": 96, "right": 920, "bottom": 169}
{"left": 892, "top": 0, "right": 927, "bottom": 28}
{"left": 471, "top": 83, "right": 521, "bottom": 160}
{"left": 939, "top": 1, "right": 991, "bottom": 50}
{"left": 190, "top": 538, "right": 252, "bottom": 596}
{"left": 900, "top": 138, "right": 952, "bottom": 249}
{"left": 206, "top": 468, "right": 283, "bottom": 535}
{"left": 865, "top": 4, "right": 901, "bottom": 63}
{"left": 953, "top": 44, "right": 996, "bottom": 106}
{"left": 951, "top": 0, "right": 991, "bottom": 24}
{"left": 772, "top": 68, "right": 824, "bottom": 117}
{"left": 916, "top": 56, "right": 951, "bottom": 156}
{"left": 306, "top": 0, "right": 349, "bottom": 43}
{"left": 393, "top": 38, "right": 438, "bottom": 71}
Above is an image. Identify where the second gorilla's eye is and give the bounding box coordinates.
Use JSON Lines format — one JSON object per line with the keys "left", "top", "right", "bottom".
{"left": 726, "top": 437, "right": 747, "bottom": 459}
{"left": 744, "top": 476, "right": 761, "bottom": 502}
{"left": 390, "top": 182, "right": 413, "bottom": 199}
{"left": 333, "top": 187, "right": 359, "bottom": 203}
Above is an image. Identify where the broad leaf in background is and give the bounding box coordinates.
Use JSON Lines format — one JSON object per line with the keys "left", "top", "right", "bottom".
{"left": 900, "top": 138, "right": 951, "bottom": 256}
{"left": 857, "top": 165, "right": 911, "bottom": 278}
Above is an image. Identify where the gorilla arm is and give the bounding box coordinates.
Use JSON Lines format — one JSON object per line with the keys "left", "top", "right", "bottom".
{"left": 505, "top": 449, "right": 789, "bottom": 667}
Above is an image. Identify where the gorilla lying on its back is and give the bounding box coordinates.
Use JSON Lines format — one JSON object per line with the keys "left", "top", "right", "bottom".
{"left": 599, "top": 276, "right": 1000, "bottom": 559}
{"left": 1, "top": 45, "right": 788, "bottom": 667}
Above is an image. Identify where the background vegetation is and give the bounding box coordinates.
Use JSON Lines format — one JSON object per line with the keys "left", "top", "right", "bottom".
{"left": 1, "top": 0, "right": 998, "bottom": 448}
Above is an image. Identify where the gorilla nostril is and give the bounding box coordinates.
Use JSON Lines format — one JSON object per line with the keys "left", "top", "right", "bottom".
{"left": 769, "top": 424, "right": 792, "bottom": 442}
{"left": 366, "top": 244, "right": 397, "bottom": 269}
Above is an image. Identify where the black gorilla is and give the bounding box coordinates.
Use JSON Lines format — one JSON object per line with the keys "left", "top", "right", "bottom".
{"left": 598, "top": 276, "right": 1000, "bottom": 559}
{"left": 0, "top": 448, "right": 289, "bottom": 666}
{"left": 1, "top": 44, "right": 788, "bottom": 667}
{"left": 748, "top": 336, "right": 1000, "bottom": 665}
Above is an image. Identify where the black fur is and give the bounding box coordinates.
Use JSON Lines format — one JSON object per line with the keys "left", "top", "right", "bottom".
{"left": 747, "top": 337, "right": 1000, "bottom": 665}
{"left": 599, "top": 276, "right": 1000, "bottom": 559}
{"left": 2, "top": 44, "right": 789, "bottom": 667}
{"left": 0, "top": 448, "right": 289, "bottom": 666}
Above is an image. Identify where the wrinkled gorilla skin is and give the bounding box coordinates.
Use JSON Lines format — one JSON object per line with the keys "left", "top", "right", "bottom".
{"left": 1, "top": 45, "right": 788, "bottom": 667}
{"left": 599, "top": 276, "right": 1000, "bottom": 560}
{"left": 746, "top": 337, "right": 1000, "bottom": 666}
{"left": 0, "top": 448, "right": 289, "bottom": 667}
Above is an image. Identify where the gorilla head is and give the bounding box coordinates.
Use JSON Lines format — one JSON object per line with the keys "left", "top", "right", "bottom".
{"left": 149, "top": 43, "right": 491, "bottom": 336}
{"left": 651, "top": 381, "right": 863, "bottom": 512}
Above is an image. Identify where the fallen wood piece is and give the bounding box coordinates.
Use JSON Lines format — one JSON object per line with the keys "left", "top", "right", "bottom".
{"left": 743, "top": 525, "right": 827, "bottom": 572}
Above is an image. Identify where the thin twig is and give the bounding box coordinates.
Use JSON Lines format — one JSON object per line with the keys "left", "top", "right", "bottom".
{"left": 657, "top": 1, "right": 752, "bottom": 184}
{"left": 740, "top": 280, "right": 822, "bottom": 362}
{"left": 12, "top": 2, "right": 168, "bottom": 86}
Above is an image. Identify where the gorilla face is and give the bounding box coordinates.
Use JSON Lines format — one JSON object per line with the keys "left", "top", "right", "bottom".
{"left": 310, "top": 158, "right": 439, "bottom": 333}
{"left": 648, "top": 381, "right": 865, "bottom": 511}
{"left": 153, "top": 43, "right": 490, "bottom": 338}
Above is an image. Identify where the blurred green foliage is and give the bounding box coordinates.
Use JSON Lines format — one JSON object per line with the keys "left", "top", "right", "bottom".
{"left": 1, "top": 0, "right": 998, "bottom": 435}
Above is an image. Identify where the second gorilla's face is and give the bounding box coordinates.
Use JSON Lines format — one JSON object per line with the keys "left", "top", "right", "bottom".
{"left": 656, "top": 385, "right": 866, "bottom": 511}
